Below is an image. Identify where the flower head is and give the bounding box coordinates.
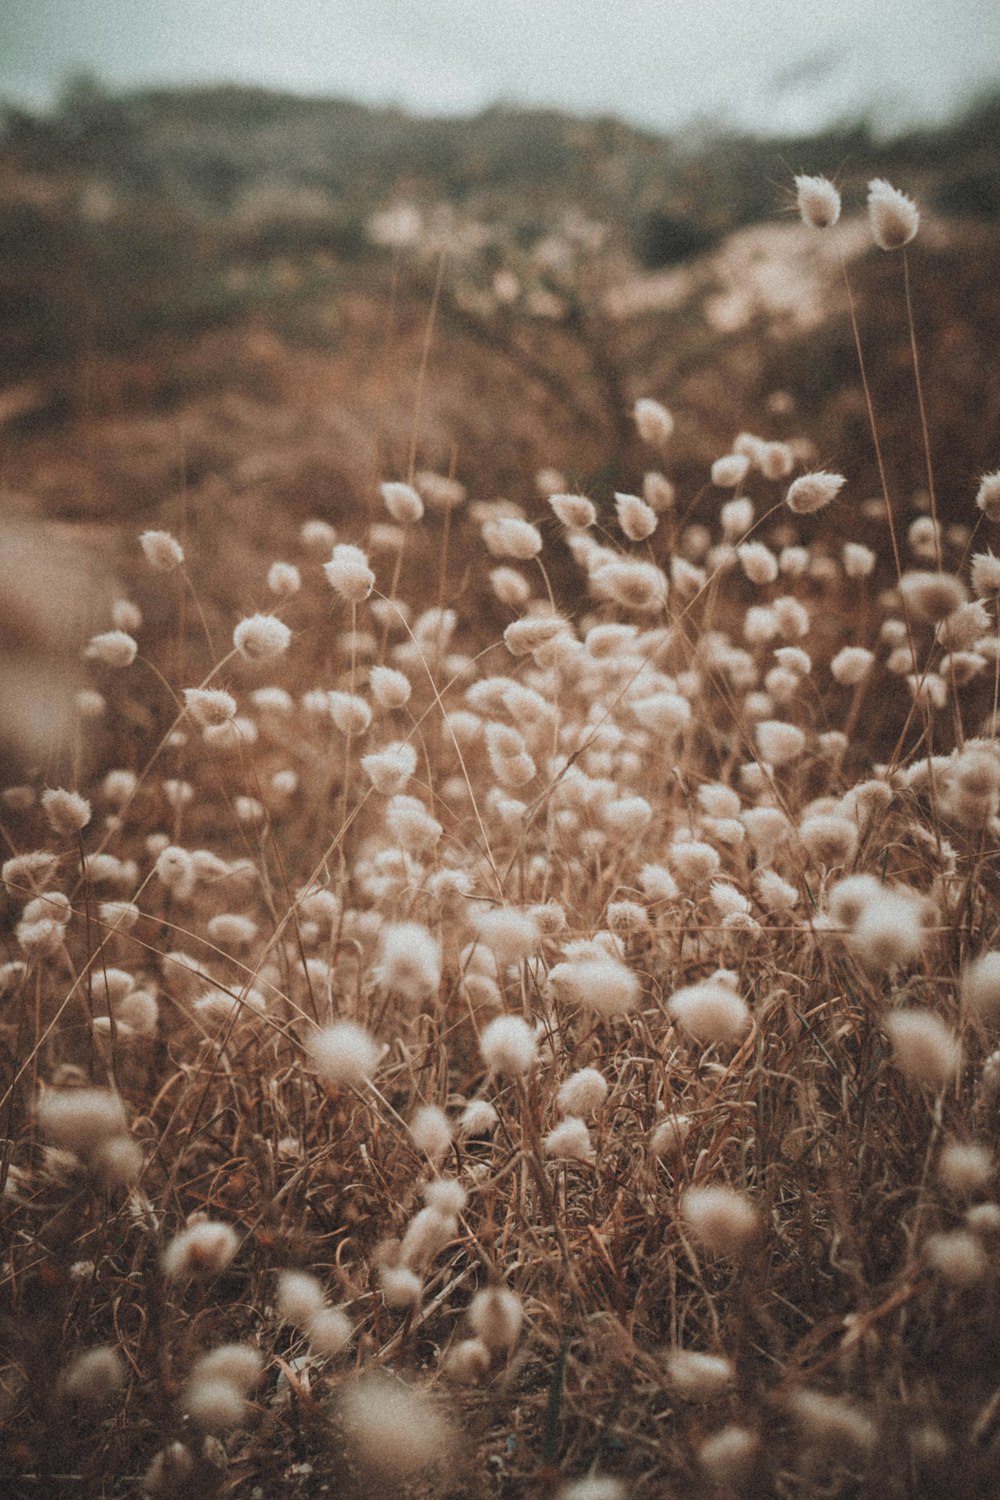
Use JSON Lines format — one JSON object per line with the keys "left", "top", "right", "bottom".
{"left": 868, "top": 178, "right": 919, "bottom": 250}
{"left": 233, "top": 614, "right": 291, "bottom": 663}
{"left": 794, "top": 174, "right": 841, "bottom": 229}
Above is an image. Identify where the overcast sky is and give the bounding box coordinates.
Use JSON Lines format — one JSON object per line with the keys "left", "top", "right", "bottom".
{"left": 2, "top": 0, "right": 998, "bottom": 134}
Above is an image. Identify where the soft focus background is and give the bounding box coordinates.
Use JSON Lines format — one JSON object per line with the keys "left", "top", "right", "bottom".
{"left": 1, "top": 1, "right": 999, "bottom": 773}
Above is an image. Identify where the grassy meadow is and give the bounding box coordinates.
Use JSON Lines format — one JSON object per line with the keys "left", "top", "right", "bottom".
{"left": 2, "top": 88, "right": 1000, "bottom": 1499}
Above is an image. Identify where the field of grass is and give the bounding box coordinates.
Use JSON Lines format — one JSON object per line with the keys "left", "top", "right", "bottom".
{"left": 3, "top": 113, "right": 1000, "bottom": 1500}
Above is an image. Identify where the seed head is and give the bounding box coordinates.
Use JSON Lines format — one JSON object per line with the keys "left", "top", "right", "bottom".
{"left": 443, "top": 1337, "right": 492, "bottom": 1383}
{"left": 275, "top": 1270, "right": 326, "bottom": 1328}
{"left": 36, "top": 1087, "right": 127, "bottom": 1154}
{"left": 140, "top": 530, "right": 184, "bottom": 571}
{"left": 381, "top": 481, "right": 424, "bottom": 524}
{"left": 937, "top": 1141, "right": 992, "bottom": 1197}
{"left": 503, "top": 614, "right": 568, "bottom": 657}
{"left": 324, "top": 543, "right": 375, "bottom": 602}
{"left": 409, "top": 1104, "right": 452, "bottom": 1163}
{"left": 668, "top": 982, "right": 751, "bottom": 1045}
{"left": 614, "top": 491, "right": 657, "bottom": 541}
{"left": 849, "top": 887, "right": 924, "bottom": 970}
{"left": 557, "top": 1480, "right": 627, "bottom": 1500}
{"left": 735, "top": 541, "right": 776, "bottom": 586}
{"left": 681, "top": 1185, "right": 760, "bottom": 1256}
{"left": 61, "top": 1345, "right": 126, "bottom": 1404}
{"left": 547, "top": 955, "right": 640, "bottom": 1017}
{"left": 795, "top": 174, "right": 841, "bottom": 228}
{"left": 480, "top": 1014, "right": 537, "bottom": 1077}
{"left": 633, "top": 397, "right": 674, "bottom": 446}
{"left": 786, "top": 471, "right": 845, "bottom": 514}
{"left": 458, "top": 1099, "right": 499, "bottom": 1137}
{"left": 308, "top": 1306, "right": 353, "bottom": 1357}
{"left": 971, "top": 551, "right": 1000, "bottom": 597}
{"left": 885, "top": 1009, "right": 960, "bottom": 1088}
{"left": 963, "top": 952, "right": 1000, "bottom": 1024}
{"left": 843, "top": 542, "right": 876, "bottom": 577}
{"left": 183, "top": 1378, "right": 247, "bottom": 1434}
{"left": 85, "top": 630, "right": 137, "bottom": 668}
{"left": 310, "top": 1021, "right": 381, "bottom": 1089}
{"left": 543, "top": 1115, "right": 595, "bottom": 1163}
{"left": 380, "top": 1264, "right": 423, "bottom": 1307}
{"left": 650, "top": 1113, "right": 692, "bottom": 1157}
{"left": 755, "top": 719, "right": 806, "bottom": 766}
{"left": 40, "top": 792, "right": 91, "bottom": 840}
{"left": 490, "top": 565, "right": 532, "bottom": 607}
{"left": 489, "top": 517, "right": 543, "bottom": 560}
{"left": 161, "top": 1220, "right": 239, "bottom": 1281}
{"left": 699, "top": 1425, "right": 759, "bottom": 1487}
{"left": 468, "top": 1286, "right": 524, "bottom": 1350}
{"left": 925, "top": 1228, "right": 988, "bottom": 1285}
{"left": 377, "top": 921, "right": 442, "bottom": 1002}
{"left": 711, "top": 454, "right": 750, "bottom": 489}
{"left": 328, "top": 691, "right": 372, "bottom": 736}
{"left": 666, "top": 1349, "right": 734, "bottom": 1399}
{"left": 788, "top": 1389, "right": 875, "bottom": 1453}
{"left": 557, "top": 1067, "right": 608, "bottom": 1118}
{"left": 831, "top": 646, "right": 874, "bottom": 686}
{"left": 550, "top": 492, "right": 597, "bottom": 529}
{"left": 267, "top": 561, "right": 301, "bottom": 597}
{"left": 339, "top": 1376, "right": 453, "bottom": 1481}
{"left": 975, "top": 472, "right": 1000, "bottom": 523}
{"left": 233, "top": 614, "right": 291, "bottom": 662}
{"left": 361, "top": 740, "right": 418, "bottom": 794}
{"left": 868, "top": 178, "right": 919, "bottom": 250}
{"left": 183, "top": 687, "right": 237, "bottom": 726}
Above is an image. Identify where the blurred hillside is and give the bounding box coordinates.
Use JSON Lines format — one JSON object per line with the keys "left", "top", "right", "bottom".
{"left": 1, "top": 79, "right": 998, "bottom": 537}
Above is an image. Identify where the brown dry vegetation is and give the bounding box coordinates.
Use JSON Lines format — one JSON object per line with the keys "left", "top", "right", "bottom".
{"left": 3, "top": 96, "right": 1000, "bottom": 1500}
